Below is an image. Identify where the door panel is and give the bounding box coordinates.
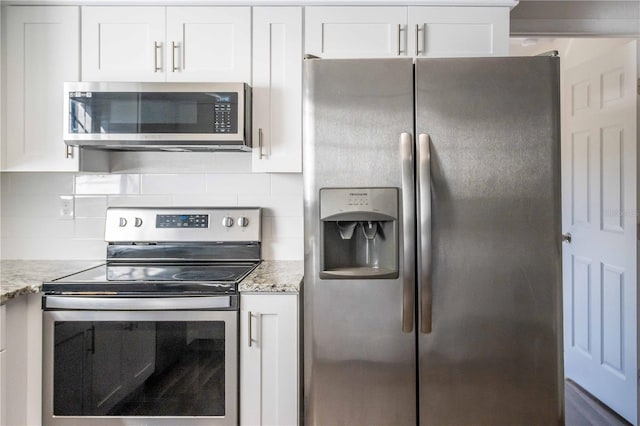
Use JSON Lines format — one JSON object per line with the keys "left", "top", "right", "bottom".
{"left": 166, "top": 7, "right": 251, "bottom": 82}
{"left": 562, "top": 40, "right": 637, "bottom": 425}
{"left": 304, "top": 7, "right": 407, "bottom": 58}
{"left": 416, "top": 57, "right": 562, "bottom": 425}
{"left": 81, "top": 7, "right": 165, "bottom": 82}
{"left": 5, "top": 6, "right": 80, "bottom": 171}
{"left": 303, "top": 59, "right": 415, "bottom": 426}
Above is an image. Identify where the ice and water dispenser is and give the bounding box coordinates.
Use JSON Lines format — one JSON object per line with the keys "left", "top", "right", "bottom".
{"left": 319, "top": 188, "right": 398, "bottom": 279}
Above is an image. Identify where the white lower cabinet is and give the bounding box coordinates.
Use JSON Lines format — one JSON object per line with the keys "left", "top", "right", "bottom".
{"left": 3, "top": 294, "right": 42, "bottom": 426}
{"left": 241, "top": 294, "right": 298, "bottom": 426}
{"left": 0, "top": 304, "right": 5, "bottom": 426}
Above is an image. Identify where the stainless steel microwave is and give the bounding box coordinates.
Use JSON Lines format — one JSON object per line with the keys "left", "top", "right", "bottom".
{"left": 63, "top": 82, "right": 251, "bottom": 152}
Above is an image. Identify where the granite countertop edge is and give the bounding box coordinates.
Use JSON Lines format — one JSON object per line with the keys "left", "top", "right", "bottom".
{"left": 1, "top": 259, "right": 303, "bottom": 305}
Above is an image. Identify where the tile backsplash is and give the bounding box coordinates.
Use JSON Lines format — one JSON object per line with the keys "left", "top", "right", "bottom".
{"left": 1, "top": 171, "right": 303, "bottom": 260}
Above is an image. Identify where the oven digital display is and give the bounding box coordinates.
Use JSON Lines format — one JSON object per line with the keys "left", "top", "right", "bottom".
{"left": 156, "top": 214, "right": 209, "bottom": 228}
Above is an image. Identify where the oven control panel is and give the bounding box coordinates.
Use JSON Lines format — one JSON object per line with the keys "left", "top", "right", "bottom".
{"left": 156, "top": 214, "right": 209, "bottom": 228}
{"left": 105, "top": 207, "right": 261, "bottom": 242}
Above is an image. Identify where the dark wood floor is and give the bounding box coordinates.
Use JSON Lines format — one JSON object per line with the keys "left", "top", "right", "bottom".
{"left": 565, "top": 379, "right": 631, "bottom": 426}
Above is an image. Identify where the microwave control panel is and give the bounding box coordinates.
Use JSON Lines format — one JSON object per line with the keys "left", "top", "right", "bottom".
{"left": 212, "top": 93, "right": 238, "bottom": 134}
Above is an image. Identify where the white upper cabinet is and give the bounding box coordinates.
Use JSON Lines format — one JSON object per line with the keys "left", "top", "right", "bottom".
{"left": 166, "top": 7, "right": 251, "bottom": 82}
{"left": 305, "top": 6, "right": 509, "bottom": 59}
{"left": 4, "top": 6, "right": 80, "bottom": 171}
{"left": 82, "top": 7, "right": 165, "bottom": 82}
{"left": 252, "top": 7, "right": 302, "bottom": 173}
{"left": 305, "top": 7, "right": 407, "bottom": 58}
{"left": 407, "top": 7, "right": 509, "bottom": 57}
{"left": 82, "top": 7, "right": 250, "bottom": 82}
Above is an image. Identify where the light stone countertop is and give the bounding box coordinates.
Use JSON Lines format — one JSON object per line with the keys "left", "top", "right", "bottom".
{"left": 239, "top": 260, "right": 303, "bottom": 293}
{"left": 0, "top": 260, "right": 103, "bottom": 305}
{"left": 1, "top": 259, "right": 303, "bottom": 304}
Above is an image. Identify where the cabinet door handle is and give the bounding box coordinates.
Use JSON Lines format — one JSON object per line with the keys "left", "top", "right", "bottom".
{"left": 397, "top": 24, "right": 401, "bottom": 55}
{"left": 65, "top": 145, "right": 74, "bottom": 159}
{"left": 171, "top": 41, "right": 178, "bottom": 72}
{"left": 415, "top": 25, "right": 424, "bottom": 56}
{"left": 258, "top": 128, "right": 265, "bottom": 159}
{"left": 248, "top": 311, "right": 259, "bottom": 347}
{"left": 154, "top": 42, "right": 161, "bottom": 72}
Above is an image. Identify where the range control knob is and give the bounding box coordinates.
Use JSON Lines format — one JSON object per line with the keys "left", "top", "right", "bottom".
{"left": 222, "top": 216, "right": 234, "bottom": 228}
{"left": 237, "top": 216, "right": 249, "bottom": 227}
{"left": 119, "top": 217, "right": 127, "bottom": 227}
{"left": 134, "top": 217, "right": 143, "bottom": 227}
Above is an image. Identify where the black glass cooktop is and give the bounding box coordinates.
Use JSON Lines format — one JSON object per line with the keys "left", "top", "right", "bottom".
{"left": 42, "top": 262, "right": 258, "bottom": 295}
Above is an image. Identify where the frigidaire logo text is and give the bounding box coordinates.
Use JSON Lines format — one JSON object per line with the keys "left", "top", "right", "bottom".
{"left": 349, "top": 192, "right": 368, "bottom": 196}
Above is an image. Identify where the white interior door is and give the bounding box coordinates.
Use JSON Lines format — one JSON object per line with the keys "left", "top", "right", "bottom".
{"left": 563, "top": 40, "right": 638, "bottom": 424}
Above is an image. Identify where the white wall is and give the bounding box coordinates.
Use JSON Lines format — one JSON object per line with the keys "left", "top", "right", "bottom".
{"left": 510, "top": 37, "right": 640, "bottom": 71}
{"left": 0, "top": 159, "right": 303, "bottom": 260}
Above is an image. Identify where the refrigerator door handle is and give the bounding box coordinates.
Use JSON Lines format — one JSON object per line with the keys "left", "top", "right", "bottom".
{"left": 418, "top": 133, "right": 433, "bottom": 334}
{"left": 400, "top": 132, "right": 415, "bottom": 333}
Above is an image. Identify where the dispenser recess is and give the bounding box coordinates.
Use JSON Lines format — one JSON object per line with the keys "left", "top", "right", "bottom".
{"left": 319, "top": 188, "right": 398, "bottom": 279}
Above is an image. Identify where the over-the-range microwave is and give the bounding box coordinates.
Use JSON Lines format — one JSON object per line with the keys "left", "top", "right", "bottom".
{"left": 63, "top": 82, "right": 251, "bottom": 152}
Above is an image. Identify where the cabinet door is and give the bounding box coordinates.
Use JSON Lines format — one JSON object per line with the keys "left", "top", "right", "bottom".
{"left": 0, "top": 305, "right": 5, "bottom": 426}
{"left": 0, "top": 350, "right": 4, "bottom": 426}
{"left": 5, "top": 6, "right": 80, "bottom": 171}
{"left": 241, "top": 294, "right": 298, "bottom": 426}
{"left": 166, "top": 7, "right": 251, "bottom": 82}
{"left": 82, "top": 7, "right": 165, "bottom": 82}
{"left": 305, "top": 7, "right": 407, "bottom": 58}
{"left": 252, "top": 7, "right": 302, "bottom": 173}
{"left": 407, "top": 7, "right": 509, "bottom": 57}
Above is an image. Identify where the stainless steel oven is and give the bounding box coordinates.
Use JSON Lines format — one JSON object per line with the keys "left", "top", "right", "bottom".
{"left": 42, "top": 207, "right": 261, "bottom": 426}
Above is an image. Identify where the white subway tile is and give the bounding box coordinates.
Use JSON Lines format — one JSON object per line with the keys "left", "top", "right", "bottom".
{"left": 140, "top": 174, "right": 206, "bottom": 194}
{"left": 268, "top": 216, "right": 304, "bottom": 239}
{"left": 206, "top": 173, "right": 270, "bottom": 195}
{"left": 1, "top": 194, "right": 62, "bottom": 217}
{"left": 0, "top": 238, "right": 106, "bottom": 260}
{"left": 74, "top": 218, "right": 105, "bottom": 239}
{"left": 270, "top": 174, "right": 303, "bottom": 197}
{"left": 1, "top": 217, "right": 75, "bottom": 239}
{"left": 107, "top": 195, "right": 173, "bottom": 207}
{"left": 75, "top": 196, "right": 108, "bottom": 218}
{"left": 237, "top": 195, "right": 303, "bottom": 217}
{"left": 171, "top": 194, "right": 238, "bottom": 207}
{"left": 1, "top": 172, "right": 74, "bottom": 194}
{"left": 75, "top": 174, "right": 140, "bottom": 195}
{"left": 261, "top": 238, "right": 304, "bottom": 260}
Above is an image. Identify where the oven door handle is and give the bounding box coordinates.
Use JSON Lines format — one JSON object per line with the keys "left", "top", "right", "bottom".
{"left": 44, "top": 296, "right": 232, "bottom": 310}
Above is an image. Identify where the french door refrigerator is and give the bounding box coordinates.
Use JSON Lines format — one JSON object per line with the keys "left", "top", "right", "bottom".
{"left": 303, "top": 57, "right": 562, "bottom": 425}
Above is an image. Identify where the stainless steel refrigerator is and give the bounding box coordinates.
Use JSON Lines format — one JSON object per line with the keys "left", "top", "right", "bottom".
{"left": 303, "top": 57, "right": 563, "bottom": 425}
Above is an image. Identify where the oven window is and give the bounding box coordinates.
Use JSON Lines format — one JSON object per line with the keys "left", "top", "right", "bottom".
{"left": 52, "top": 320, "right": 226, "bottom": 416}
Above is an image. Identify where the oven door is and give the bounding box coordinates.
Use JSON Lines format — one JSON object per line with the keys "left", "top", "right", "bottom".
{"left": 43, "top": 296, "right": 238, "bottom": 426}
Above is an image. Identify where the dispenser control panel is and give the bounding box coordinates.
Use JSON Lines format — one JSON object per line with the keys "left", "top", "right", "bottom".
{"left": 320, "top": 187, "right": 398, "bottom": 221}
{"left": 347, "top": 192, "right": 370, "bottom": 207}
